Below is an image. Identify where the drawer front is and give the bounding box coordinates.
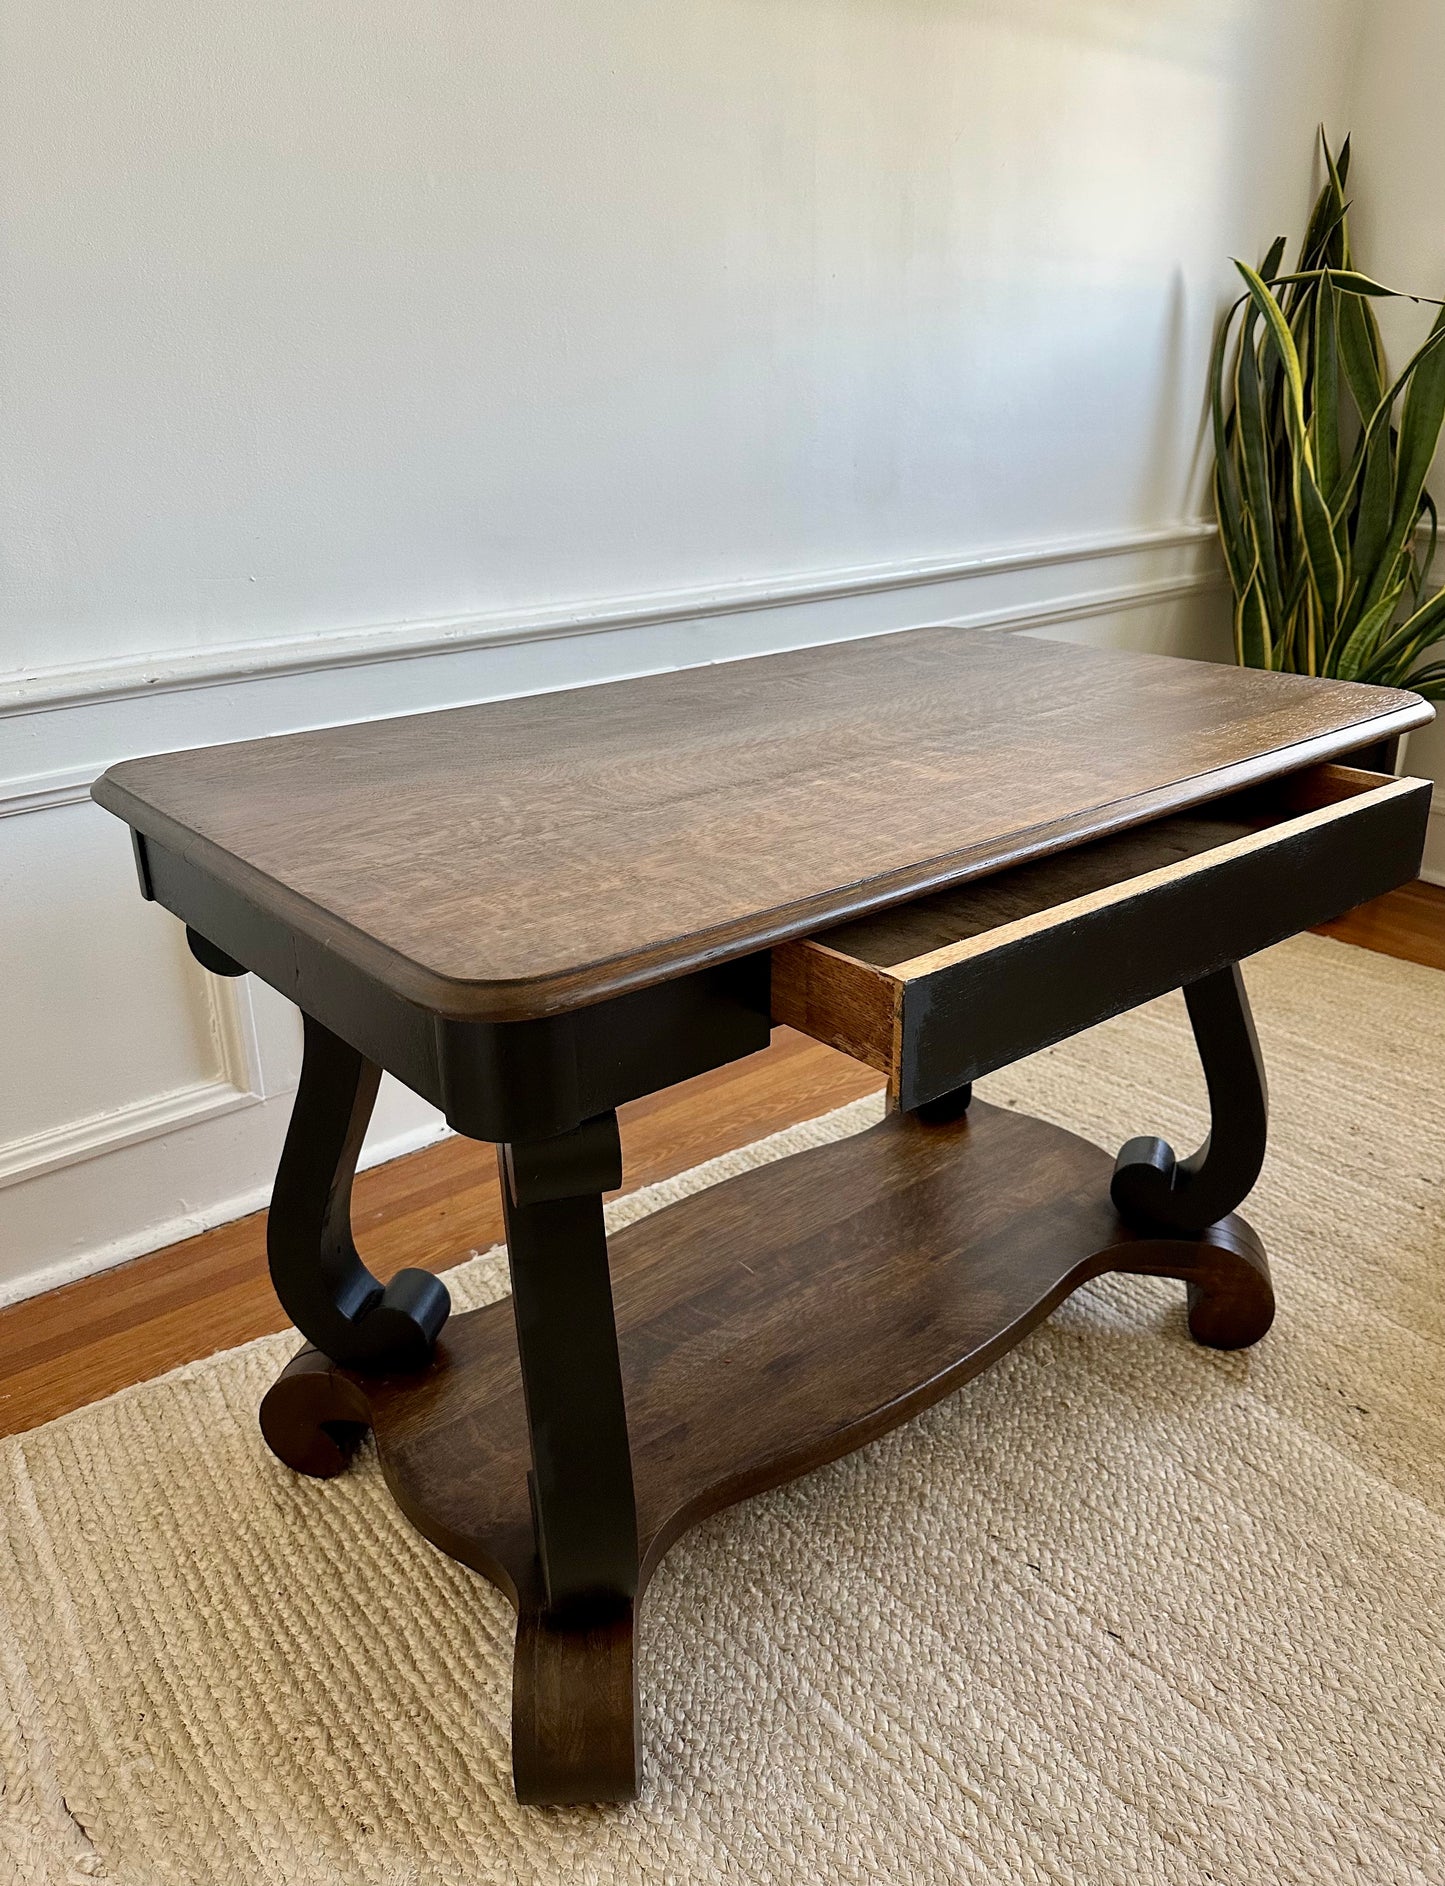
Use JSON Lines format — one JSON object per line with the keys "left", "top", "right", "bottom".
{"left": 773, "top": 766, "right": 1431, "bottom": 1111}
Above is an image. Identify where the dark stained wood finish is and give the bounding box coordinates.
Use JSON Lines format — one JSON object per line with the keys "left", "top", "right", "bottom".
{"left": 265, "top": 1011, "right": 451, "bottom": 1370}
{"left": 496, "top": 1110, "right": 638, "bottom": 1618}
{"left": 7, "top": 870, "right": 1439, "bottom": 1803}
{"left": 1111, "top": 962, "right": 1268, "bottom": 1236}
{"left": 92, "top": 628, "right": 1430, "bottom": 1020}
{"left": 261, "top": 1098, "right": 1273, "bottom": 1803}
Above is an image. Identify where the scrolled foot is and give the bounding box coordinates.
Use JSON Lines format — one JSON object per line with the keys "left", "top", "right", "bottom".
{"left": 1111, "top": 1132, "right": 1191, "bottom": 1230}
{"left": 270, "top": 1012, "right": 451, "bottom": 1373}
{"left": 334, "top": 1268, "right": 451, "bottom": 1374}
{"left": 1111, "top": 963, "right": 1268, "bottom": 1238}
{"left": 512, "top": 1598, "right": 639, "bottom": 1805}
{"left": 1179, "top": 1217, "right": 1275, "bottom": 1349}
{"left": 259, "top": 1346, "right": 374, "bottom": 1477}
{"left": 1108, "top": 1216, "right": 1275, "bottom": 1351}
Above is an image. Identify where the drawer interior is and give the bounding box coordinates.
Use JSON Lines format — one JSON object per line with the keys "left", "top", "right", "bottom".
{"left": 804, "top": 763, "right": 1396, "bottom": 976}
{"left": 772, "top": 763, "right": 1429, "bottom": 1098}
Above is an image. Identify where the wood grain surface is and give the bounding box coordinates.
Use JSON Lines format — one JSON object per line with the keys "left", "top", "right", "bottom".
{"left": 339, "top": 1102, "right": 1270, "bottom": 1598}
{"left": 258, "top": 1097, "right": 1273, "bottom": 1805}
{"left": 93, "top": 627, "right": 1430, "bottom": 1019}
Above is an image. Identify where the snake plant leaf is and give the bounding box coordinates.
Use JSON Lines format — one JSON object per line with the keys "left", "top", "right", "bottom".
{"left": 1313, "top": 275, "right": 1342, "bottom": 502}
{"left": 1232, "top": 261, "right": 1344, "bottom": 636}
{"left": 1233, "top": 262, "right": 1308, "bottom": 420}
{"left": 1364, "top": 574, "right": 1445, "bottom": 675}
{"left": 1257, "top": 236, "right": 1290, "bottom": 405}
{"left": 1270, "top": 268, "right": 1438, "bottom": 301}
{"left": 1391, "top": 305, "right": 1445, "bottom": 543}
{"left": 1297, "top": 151, "right": 1345, "bottom": 279}
{"left": 1416, "top": 492, "right": 1439, "bottom": 605}
{"left": 1211, "top": 456, "right": 1250, "bottom": 597}
{"left": 1358, "top": 308, "right": 1445, "bottom": 613}
{"left": 1210, "top": 309, "right": 1251, "bottom": 595}
{"left": 1331, "top": 583, "right": 1406, "bottom": 679}
{"left": 1232, "top": 298, "right": 1285, "bottom": 624}
{"left": 1297, "top": 209, "right": 1350, "bottom": 279}
{"left": 1350, "top": 411, "right": 1395, "bottom": 587}
{"left": 1391, "top": 657, "right": 1445, "bottom": 698}
{"left": 1337, "top": 287, "right": 1386, "bottom": 421}
{"left": 1323, "top": 131, "right": 1352, "bottom": 264}
{"left": 1212, "top": 134, "right": 1445, "bottom": 697}
{"left": 1236, "top": 560, "right": 1272, "bottom": 670}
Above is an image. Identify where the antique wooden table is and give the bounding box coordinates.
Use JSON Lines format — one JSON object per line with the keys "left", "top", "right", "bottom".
{"left": 93, "top": 627, "right": 1433, "bottom": 1805}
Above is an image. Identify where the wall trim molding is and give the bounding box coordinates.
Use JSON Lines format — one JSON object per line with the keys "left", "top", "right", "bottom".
{"left": 0, "top": 764, "right": 96, "bottom": 818}
{"left": 0, "top": 521, "right": 1223, "bottom": 718}
{"left": 0, "top": 972, "right": 265, "bottom": 1191}
{"left": 0, "top": 1114, "right": 452, "bottom": 1310}
{"left": 0, "top": 1073, "right": 257, "bottom": 1191}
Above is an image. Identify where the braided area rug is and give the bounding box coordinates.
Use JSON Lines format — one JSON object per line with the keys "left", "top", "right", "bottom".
{"left": 2, "top": 933, "right": 1443, "bottom": 1885}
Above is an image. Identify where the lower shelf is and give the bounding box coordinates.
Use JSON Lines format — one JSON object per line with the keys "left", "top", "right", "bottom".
{"left": 262, "top": 1097, "right": 1272, "bottom": 1610}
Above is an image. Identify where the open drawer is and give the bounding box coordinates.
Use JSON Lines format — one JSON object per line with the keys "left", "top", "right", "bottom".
{"left": 772, "top": 764, "right": 1432, "bottom": 1111}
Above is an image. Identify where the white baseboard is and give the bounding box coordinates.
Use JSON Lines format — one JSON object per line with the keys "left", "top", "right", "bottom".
{"left": 1420, "top": 804, "right": 1445, "bottom": 888}
{"left": 0, "top": 1115, "right": 453, "bottom": 1311}
{"left": 0, "top": 519, "right": 1230, "bottom": 1304}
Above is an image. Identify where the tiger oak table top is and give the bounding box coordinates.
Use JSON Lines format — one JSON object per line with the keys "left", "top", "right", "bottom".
{"left": 92, "top": 626, "right": 1429, "bottom": 1021}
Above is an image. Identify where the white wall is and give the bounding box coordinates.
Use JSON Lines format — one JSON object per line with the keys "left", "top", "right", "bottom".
{"left": 1343, "top": 0, "right": 1445, "bottom": 880}
{"left": 1, "top": 0, "right": 1369, "bottom": 1301}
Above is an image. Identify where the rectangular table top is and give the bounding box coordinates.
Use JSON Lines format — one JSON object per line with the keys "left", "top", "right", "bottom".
{"left": 93, "top": 626, "right": 1430, "bottom": 1021}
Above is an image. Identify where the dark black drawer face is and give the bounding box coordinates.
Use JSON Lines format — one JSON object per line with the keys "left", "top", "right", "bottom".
{"left": 773, "top": 765, "right": 1432, "bottom": 1106}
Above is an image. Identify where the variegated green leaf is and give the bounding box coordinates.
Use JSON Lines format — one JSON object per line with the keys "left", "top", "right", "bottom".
{"left": 1232, "top": 261, "right": 1344, "bottom": 632}
{"left": 1233, "top": 301, "right": 1285, "bottom": 623}
{"left": 1212, "top": 135, "right": 1445, "bottom": 697}
{"left": 1331, "top": 583, "right": 1405, "bottom": 679}
{"left": 1313, "top": 275, "right": 1342, "bottom": 504}
{"left": 1363, "top": 577, "right": 1445, "bottom": 677}
{"left": 1358, "top": 308, "right": 1445, "bottom": 612}
{"left": 1236, "top": 562, "right": 1272, "bottom": 670}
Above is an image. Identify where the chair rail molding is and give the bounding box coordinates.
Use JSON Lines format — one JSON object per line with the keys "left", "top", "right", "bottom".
{"left": 2, "top": 520, "right": 1224, "bottom": 721}
{"left": 0, "top": 519, "right": 1231, "bottom": 1304}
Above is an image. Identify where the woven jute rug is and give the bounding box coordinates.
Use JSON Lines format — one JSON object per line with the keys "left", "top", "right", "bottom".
{"left": 2, "top": 932, "right": 1443, "bottom": 1886}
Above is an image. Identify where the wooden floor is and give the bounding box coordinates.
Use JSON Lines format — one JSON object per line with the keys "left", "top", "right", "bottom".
{"left": 3, "top": 879, "right": 1443, "bottom": 1439}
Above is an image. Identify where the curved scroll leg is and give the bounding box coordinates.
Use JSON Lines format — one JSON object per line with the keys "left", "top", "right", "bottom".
{"left": 499, "top": 1109, "right": 641, "bottom": 1803}
{"left": 513, "top": 1600, "right": 639, "bottom": 1805}
{"left": 259, "top": 1345, "right": 374, "bottom": 1476}
{"left": 268, "top": 1013, "right": 450, "bottom": 1372}
{"left": 1111, "top": 963, "right": 1268, "bottom": 1237}
{"left": 1105, "top": 1215, "right": 1275, "bottom": 1350}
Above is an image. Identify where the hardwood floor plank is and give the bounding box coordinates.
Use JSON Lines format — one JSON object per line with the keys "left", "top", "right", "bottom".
{"left": 0, "top": 1030, "right": 880, "bottom": 1436}
{"left": 2, "top": 879, "right": 1440, "bottom": 1439}
{"left": 1314, "top": 877, "right": 1445, "bottom": 972}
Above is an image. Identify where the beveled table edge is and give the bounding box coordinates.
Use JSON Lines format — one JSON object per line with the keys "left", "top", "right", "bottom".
{"left": 92, "top": 696, "right": 1430, "bottom": 1023}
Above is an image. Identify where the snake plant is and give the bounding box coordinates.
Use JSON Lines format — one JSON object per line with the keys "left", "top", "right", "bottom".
{"left": 1212, "top": 132, "right": 1445, "bottom": 699}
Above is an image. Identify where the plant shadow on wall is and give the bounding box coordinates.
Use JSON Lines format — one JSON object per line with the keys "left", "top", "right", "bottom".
{"left": 1212, "top": 131, "right": 1445, "bottom": 699}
